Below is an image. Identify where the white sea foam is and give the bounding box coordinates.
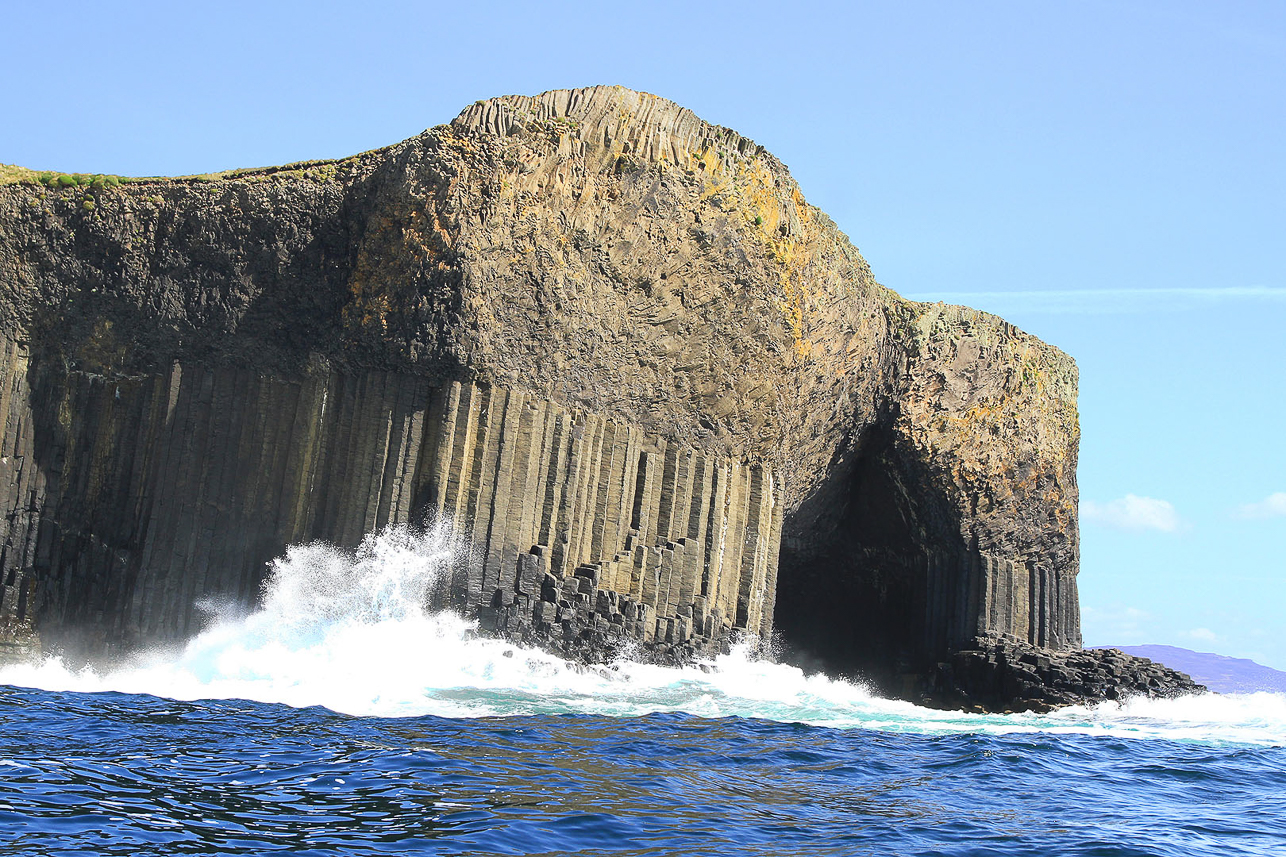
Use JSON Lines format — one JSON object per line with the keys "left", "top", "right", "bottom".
{"left": 2, "top": 525, "right": 1283, "bottom": 746}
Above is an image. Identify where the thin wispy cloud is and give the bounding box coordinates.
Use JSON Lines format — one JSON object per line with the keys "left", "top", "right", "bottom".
{"left": 1081, "top": 604, "right": 1152, "bottom": 645}
{"left": 1081, "top": 495, "right": 1181, "bottom": 532}
{"left": 907, "top": 286, "right": 1286, "bottom": 316}
{"left": 1235, "top": 492, "right": 1286, "bottom": 519}
{"left": 1184, "top": 627, "right": 1219, "bottom": 644}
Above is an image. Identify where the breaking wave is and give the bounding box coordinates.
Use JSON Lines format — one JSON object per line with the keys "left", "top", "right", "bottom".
{"left": 2, "top": 526, "right": 1282, "bottom": 746}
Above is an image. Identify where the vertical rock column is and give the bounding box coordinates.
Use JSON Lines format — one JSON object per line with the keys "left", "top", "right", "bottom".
{"left": 0, "top": 353, "right": 782, "bottom": 660}
{"left": 415, "top": 380, "right": 782, "bottom": 655}
{"left": 0, "top": 339, "right": 41, "bottom": 640}
{"left": 969, "top": 552, "right": 1079, "bottom": 652}
{"left": 6, "top": 354, "right": 439, "bottom": 651}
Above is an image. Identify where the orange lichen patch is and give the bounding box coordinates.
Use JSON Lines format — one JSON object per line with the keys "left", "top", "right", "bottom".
{"left": 344, "top": 201, "right": 456, "bottom": 334}
{"left": 697, "top": 145, "right": 734, "bottom": 202}
{"left": 906, "top": 327, "right": 1079, "bottom": 496}
{"left": 773, "top": 187, "right": 820, "bottom": 359}
{"left": 737, "top": 158, "right": 781, "bottom": 233}
{"left": 688, "top": 145, "right": 728, "bottom": 176}
{"left": 724, "top": 161, "right": 821, "bottom": 359}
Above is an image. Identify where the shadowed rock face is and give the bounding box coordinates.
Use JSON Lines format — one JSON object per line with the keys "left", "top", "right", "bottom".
{"left": 0, "top": 86, "right": 1195, "bottom": 707}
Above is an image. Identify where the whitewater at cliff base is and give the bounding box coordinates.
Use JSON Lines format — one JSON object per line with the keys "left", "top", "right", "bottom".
{"left": 1, "top": 527, "right": 1282, "bottom": 855}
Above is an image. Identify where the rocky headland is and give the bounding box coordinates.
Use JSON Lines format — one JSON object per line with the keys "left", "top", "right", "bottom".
{"left": 0, "top": 86, "right": 1201, "bottom": 709}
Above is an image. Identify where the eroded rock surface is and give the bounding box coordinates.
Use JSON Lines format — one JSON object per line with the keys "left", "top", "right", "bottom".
{"left": 0, "top": 86, "right": 1197, "bottom": 707}
{"left": 935, "top": 639, "right": 1205, "bottom": 712}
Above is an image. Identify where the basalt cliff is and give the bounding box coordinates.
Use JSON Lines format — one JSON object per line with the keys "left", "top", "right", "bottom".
{"left": 0, "top": 86, "right": 1199, "bottom": 710}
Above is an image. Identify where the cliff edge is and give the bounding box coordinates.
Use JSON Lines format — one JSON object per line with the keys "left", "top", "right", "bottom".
{"left": 0, "top": 86, "right": 1199, "bottom": 709}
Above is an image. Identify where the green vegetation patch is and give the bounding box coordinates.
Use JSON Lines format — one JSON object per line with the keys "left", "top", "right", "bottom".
{"left": 3, "top": 147, "right": 377, "bottom": 191}
{"left": 0, "top": 165, "right": 44, "bottom": 186}
{"left": 0, "top": 165, "right": 134, "bottom": 192}
{"left": 58, "top": 172, "right": 121, "bottom": 188}
{"left": 10, "top": 170, "right": 129, "bottom": 189}
{"left": 173, "top": 156, "right": 355, "bottom": 185}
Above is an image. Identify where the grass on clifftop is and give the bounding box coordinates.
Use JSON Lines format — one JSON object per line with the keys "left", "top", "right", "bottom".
{"left": 0, "top": 166, "right": 130, "bottom": 188}
{"left": 1, "top": 156, "right": 364, "bottom": 188}
{"left": 0, "top": 165, "right": 43, "bottom": 186}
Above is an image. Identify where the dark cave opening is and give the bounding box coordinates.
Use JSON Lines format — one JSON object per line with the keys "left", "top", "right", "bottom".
{"left": 772, "top": 426, "right": 964, "bottom": 690}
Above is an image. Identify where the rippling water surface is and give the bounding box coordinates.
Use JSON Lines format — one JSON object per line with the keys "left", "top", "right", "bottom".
{"left": 2, "top": 527, "right": 1283, "bottom": 855}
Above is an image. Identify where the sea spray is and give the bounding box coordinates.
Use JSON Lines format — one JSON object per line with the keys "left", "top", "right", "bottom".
{"left": 1, "top": 526, "right": 1282, "bottom": 746}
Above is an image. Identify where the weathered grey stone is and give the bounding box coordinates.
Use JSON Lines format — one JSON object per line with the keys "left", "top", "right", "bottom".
{"left": 533, "top": 602, "right": 557, "bottom": 626}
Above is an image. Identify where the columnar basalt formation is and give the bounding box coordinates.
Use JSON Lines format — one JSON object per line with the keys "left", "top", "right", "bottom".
{"left": 0, "top": 86, "right": 1200, "bottom": 706}
{"left": 0, "top": 357, "right": 774, "bottom": 659}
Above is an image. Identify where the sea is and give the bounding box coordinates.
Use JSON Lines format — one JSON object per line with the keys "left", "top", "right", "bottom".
{"left": 1, "top": 526, "right": 1283, "bottom": 855}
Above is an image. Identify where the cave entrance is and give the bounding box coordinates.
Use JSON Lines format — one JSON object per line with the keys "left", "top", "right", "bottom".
{"left": 773, "top": 426, "right": 963, "bottom": 691}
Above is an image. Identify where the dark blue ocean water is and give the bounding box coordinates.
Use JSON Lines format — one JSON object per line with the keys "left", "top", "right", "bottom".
{"left": 2, "top": 529, "right": 1283, "bottom": 855}
{"left": 2, "top": 685, "right": 1284, "bottom": 856}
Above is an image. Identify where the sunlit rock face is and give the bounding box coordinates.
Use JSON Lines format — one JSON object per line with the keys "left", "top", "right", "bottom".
{"left": 0, "top": 85, "right": 1138, "bottom": 708}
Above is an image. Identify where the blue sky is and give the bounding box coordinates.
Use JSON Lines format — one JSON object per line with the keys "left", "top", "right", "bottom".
{"left": 5, "top": 1, "right": 1283, "bottom": 667}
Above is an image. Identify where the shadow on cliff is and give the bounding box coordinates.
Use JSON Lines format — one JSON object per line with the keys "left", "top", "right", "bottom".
{"left": 16, "top": 154, "right": 475, "bottom": 660}
{"left": 773, "top": 421, "right": 967, "bottom": 694}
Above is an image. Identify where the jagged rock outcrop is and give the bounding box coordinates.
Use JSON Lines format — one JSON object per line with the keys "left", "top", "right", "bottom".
{"left": 931, "top": 639, "right": 1202, "bottom": 713}
{"left": 0, "top": 86, "right": 1201, "bottom": 707}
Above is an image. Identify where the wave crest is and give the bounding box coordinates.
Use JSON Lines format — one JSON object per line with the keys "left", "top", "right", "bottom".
{"left": 1, "top": 526, "right": 1282, "bottom": 746}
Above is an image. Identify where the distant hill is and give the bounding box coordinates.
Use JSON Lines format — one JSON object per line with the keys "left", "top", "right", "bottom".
{"left": 1095, "top": 645, "right": 1286, "bottom": 694}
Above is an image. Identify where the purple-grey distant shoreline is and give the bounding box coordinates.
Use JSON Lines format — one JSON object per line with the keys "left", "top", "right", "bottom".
{"left": 1095, "top": 645, "right": 1286, "bottom": 694}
